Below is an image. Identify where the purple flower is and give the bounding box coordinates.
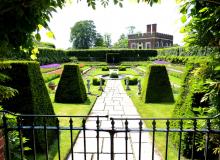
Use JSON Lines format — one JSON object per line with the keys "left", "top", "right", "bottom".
{"left": 40, "top": 63, "right": 61, "bottom": 68}
{"left": 154, "top": 60, "right": 169, "bottom": 64}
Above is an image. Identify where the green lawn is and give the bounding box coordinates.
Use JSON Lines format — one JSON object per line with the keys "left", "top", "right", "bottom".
{"left": 122, "top": 82, "right": 185, "bottom": 160}
{"left": 168, "top": 75, "right": 182, "bottom": 86}
{"left": 36, "top": 66, "right": 103, "bottom": 159}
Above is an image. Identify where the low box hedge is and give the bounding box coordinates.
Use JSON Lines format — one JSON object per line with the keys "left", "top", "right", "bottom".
{"left": 92, "top": 77, "right": 105, "bottom": 86}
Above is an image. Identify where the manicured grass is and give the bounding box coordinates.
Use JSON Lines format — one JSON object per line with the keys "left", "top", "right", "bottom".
{"left": 35, "top": 95, "right": 96, "bottom": 160}
{"left": 37, "top": 67, "right": 102, "bottom": 159}
{"left": 87, "top": 67, "right": 109, "bottom": 77}
{"left": 168, "top": 75, "right": 182, "bottom": 86}
{"left": 79, "top": 61, "right": 107, "bottom": 66}
{"left": 122, "top": 82, "right": 184, "bottom": 160}
{"left": 119, "top": 68, "right": 140, "bottom": 76}
{"left": 166, "top": 63, "right": 185, "bottom": 72}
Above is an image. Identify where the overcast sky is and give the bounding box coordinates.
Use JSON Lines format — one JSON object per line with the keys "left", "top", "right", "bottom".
{"left": 40, "top": 0, "right": 184, "bottom": 49}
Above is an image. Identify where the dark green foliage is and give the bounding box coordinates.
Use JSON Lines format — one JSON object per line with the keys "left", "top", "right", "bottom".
{"left": 0, "top": 48, "right": 70, "bottom": 65}
{"left": 38, "top": 48, "right": 70, "bottom": 64}
{"left": 157, "top": 46, "right": 219, "bottom": 57}
{"left": 154, "top": 55, "right": 214, "bottom": 64}
{"left": 0, "top": 61, "right": 57, "bottom": 152}
{"left": 106, "top": 53, "right": 120, "bottom": 63}
{"left": 124, "top": 77, "right": 138, "bottom": 85}
{"left": 67, "top": 49, "right": 157, "bottom": 61}
{"left": 0, "top": 0, "right": 65, "bottom": 50}
{"left": 101, "top": 66, "right": 109, "bottom": 71}
{"left": 110, "top": 72, "right": 118, "bottom": 78}
{"left": 141, "top": 65, "right": 174, "bottom": 103}
{"left": 92, "top": 77, "right": 105, "bottom": 86}
{"left": 0, "top": 48, "right": 157, "bottom": 63}
{"left": 119, "top": 66, "right": 126, "bottom": 71}
{"left": 55, "top": 64, "right": 87, "bottom": 103}
{"left": 70, "top": 20, "right": 97, "bottom": 49}
{"left": 172, "top": 59, "right": 220, "bottom": 159}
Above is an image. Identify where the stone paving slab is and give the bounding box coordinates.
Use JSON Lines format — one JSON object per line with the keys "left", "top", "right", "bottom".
{"left": 68, "top": 80, "right": 162, "bottom": 160}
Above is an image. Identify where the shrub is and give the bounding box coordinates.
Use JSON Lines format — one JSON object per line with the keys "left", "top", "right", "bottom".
{"left": 92, "top": 77, "right": 105, "bottom": 86}
{"left": 171, "top": 61, "right": 220, "bottom": 159}
{"left": 119, "top": 66, "right": 126, "bottom": 71}
{"left": 141, "top": 65, "right": 174, "bottom": 103}
{"left": 38, "top": 48, "right": 70, "bottom": 64}
{"left": 55, "top": 64, "right": 87, "bottom": 103}
{"left": 102, "top": 66, "right": 109, "bottom": 71}
{"left": 0, "top": 61, "right": 57, "bottom": 153}
{"left": 110, "top": 72, "right": 118, "bottom": 78}
{"left": 124, "top": 76, "right": 138, "bottom": 85}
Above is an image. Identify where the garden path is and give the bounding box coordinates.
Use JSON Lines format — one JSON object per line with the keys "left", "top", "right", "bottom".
{"left": 67, "top": 80, "right": 162, "bottom": 160}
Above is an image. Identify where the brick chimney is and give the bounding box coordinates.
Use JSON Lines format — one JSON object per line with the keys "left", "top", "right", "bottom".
{"left": 147, "top": 24, "right": 151, "bottom": 33}
{"left": 152, "top": 24, "right": 157, "bottom": 33}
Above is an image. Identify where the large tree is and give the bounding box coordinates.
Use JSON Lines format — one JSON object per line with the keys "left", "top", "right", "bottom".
{"left": 180, "top": 0, "right": 220, "bottom": 47}
{"left": 94, "top": 33, "right": 105, "bottom": 47}
{"left": 70, "top": 20, "right": 97, "bottom": 49}
{"left": 113, "top": 34, "right": 128, "bottom": 48}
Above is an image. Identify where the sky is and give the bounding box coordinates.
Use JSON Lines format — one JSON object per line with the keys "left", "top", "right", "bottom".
{"left": 40, "top": 0, "right": 184, "bottom": 49}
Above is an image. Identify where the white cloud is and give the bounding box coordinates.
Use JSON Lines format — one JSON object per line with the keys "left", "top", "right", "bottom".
{"left": 40, "top": 0, "right": 184, "bottom": 49}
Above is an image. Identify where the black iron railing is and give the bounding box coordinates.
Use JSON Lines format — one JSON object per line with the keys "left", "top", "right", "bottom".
{"left": 0, "top": 110, "right": 220, "bottom": 160}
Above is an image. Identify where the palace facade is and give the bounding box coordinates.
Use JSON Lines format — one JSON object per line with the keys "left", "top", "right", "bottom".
{"left": 128, "top": 24, "right": 173, "bottom": 49}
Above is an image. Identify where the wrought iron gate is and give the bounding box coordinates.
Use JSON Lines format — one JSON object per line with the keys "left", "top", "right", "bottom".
{"left": 0, "top": 110, "right": 219, "bottom": 160}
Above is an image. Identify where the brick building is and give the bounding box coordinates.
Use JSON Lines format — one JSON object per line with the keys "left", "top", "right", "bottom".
{"left": 128, "top": 24, "right": 173, "bottom": 49}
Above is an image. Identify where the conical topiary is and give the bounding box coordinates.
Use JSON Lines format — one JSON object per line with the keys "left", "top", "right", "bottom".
{"left": 55, "top": 64, "right": 87, "bottom": 103}
{"left": 1, "top": 61, "right": 57, "bottom": 153}
{"left": 141, "top": 65, "right": 174, "bottom": 103}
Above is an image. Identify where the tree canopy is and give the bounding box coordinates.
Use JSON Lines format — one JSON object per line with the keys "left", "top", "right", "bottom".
{"left": 70, "top": 20, "right": 97, "bottom": 49}
{"left": 180, "top": 0, "right": 220, "bottom": 47}
{"left": 0, "top": 0, "right": 65, "bottom": 51}
{"left": 113, "top": 34, "right": 128, "bottom": 48}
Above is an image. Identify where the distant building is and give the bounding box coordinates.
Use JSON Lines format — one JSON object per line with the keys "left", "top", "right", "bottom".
{"left": 128, "top": 24, "right": 173, "bottom": 49}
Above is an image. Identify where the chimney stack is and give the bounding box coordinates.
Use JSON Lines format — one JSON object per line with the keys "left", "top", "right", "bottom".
{"left": 147, "top": 24, "right": 151, "bottom": 33}
{"left": 152, "top": 24, "right": 157, "bottom": 33}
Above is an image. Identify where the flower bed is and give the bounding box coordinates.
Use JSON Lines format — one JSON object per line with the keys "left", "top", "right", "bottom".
{"left": 40, "top": 63, "right": 61, "bottom": 73}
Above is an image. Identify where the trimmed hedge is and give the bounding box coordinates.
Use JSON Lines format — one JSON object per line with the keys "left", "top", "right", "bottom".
{"left": 141, "top": 65, "right": 174, "bottom": 103}
{"left": 67, "top": 49, "right": 157, "bottom": 61}
{"left": 106, "top": 53, "right": 120, "bottom": 63}
{"left": 152, "top": 55, "right": 214, "bottom": 64}
{"left": 55, "top": 64, "right": 87, "bottom": 103}
{"left": 38, "top": 48, "right": 70, "bottom": 64}
{"left": 124, "top": 76, "right": 138, "bottom": 85}
{"left": 92, "top": 77, "right": 105, "bottom": 86}
{"left": 119, "top": 66, "right": 126, "bottom": 71}
{"left": 171, "top": 61, "right": 220, "bottom": 159}
{"left": 101, "top": 66, "right": 109, "bottom": 71}
{"left": 0, "top": 61, "right": 57, "bottom": 152}
{"left": 110, "top": 72, "right": 118, "bottom": 78}
{"left": 157, "top": 46, "right": 219, "bottom": 57}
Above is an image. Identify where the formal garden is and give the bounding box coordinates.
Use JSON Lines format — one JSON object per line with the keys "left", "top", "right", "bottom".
{"left": 0, "top": 46, "right": 219, "bottom": 159}
{"left": 0, "top": 0, "right": 220, "bottom": 160}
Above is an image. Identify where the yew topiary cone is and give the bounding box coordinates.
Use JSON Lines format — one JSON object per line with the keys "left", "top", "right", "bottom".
{"left": 55, "top": 64, "right": 87, "bottom": 103}
{"left": 142, "top": 65, "right": 174, "bottom": 103}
